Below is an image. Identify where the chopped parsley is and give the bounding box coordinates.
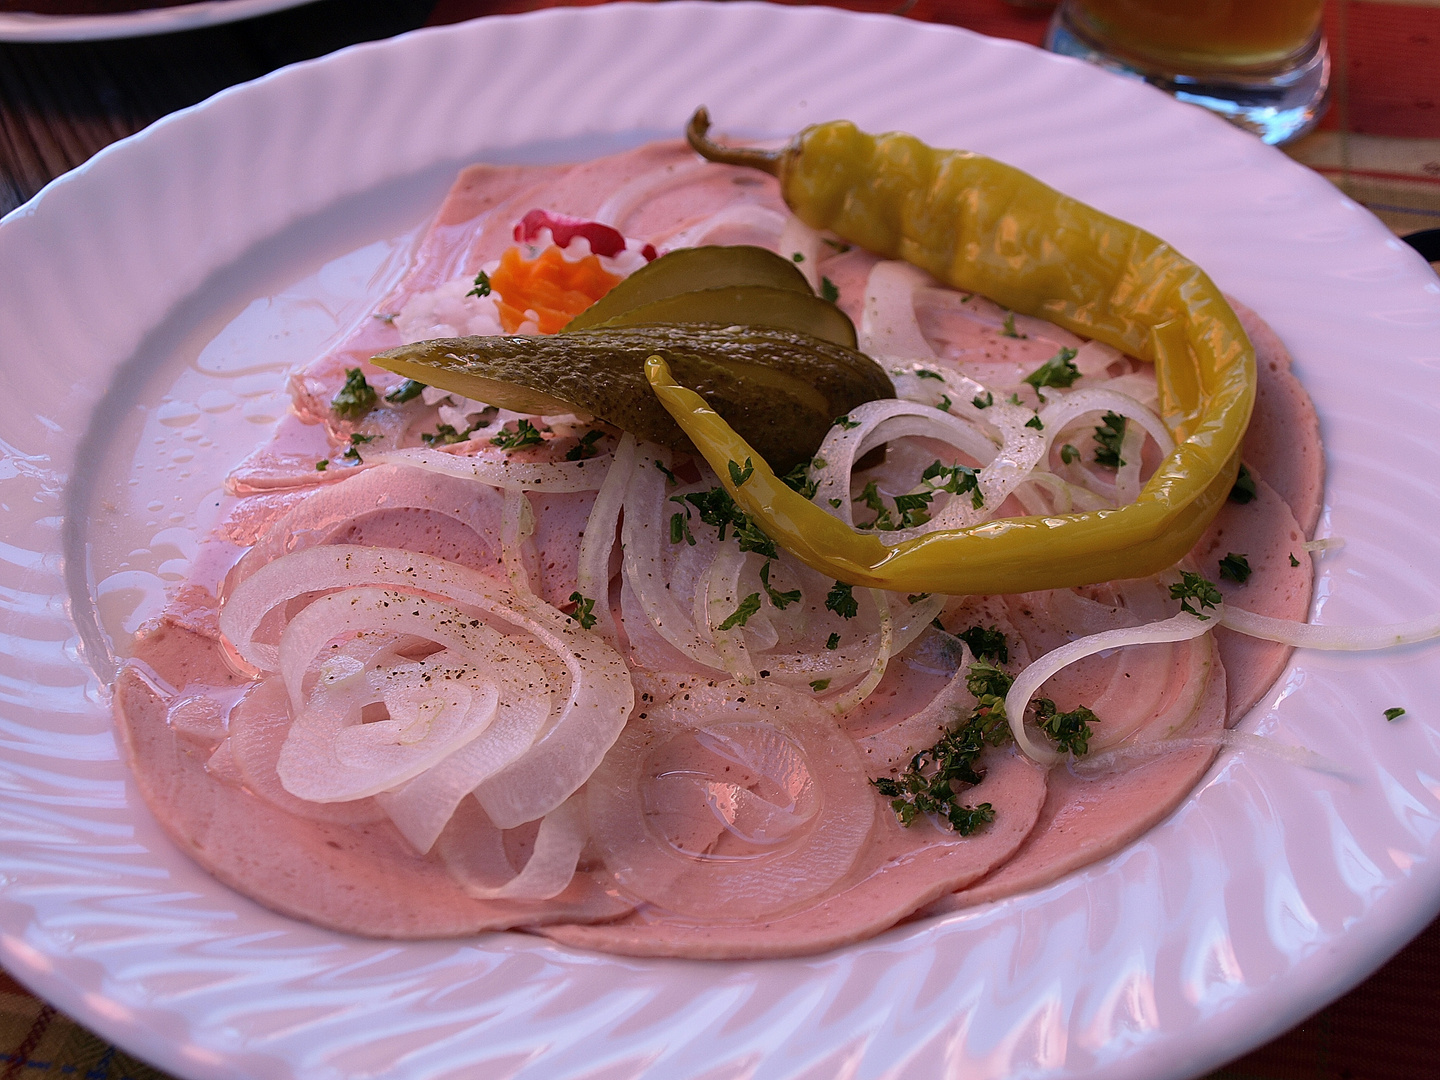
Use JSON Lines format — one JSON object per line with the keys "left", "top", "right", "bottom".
{"left": 1000, "top": 311, "right": 1025, "bottom": 339}
{"left": 422, "top": 422, "right": 477, "bottom": 447}
{"left": 315, "top": 459, "right": 329, "bottom": 471}
{"left": 1218, "top": 552, "right": 1252, "bottom": 584}
{"left": 1385, "top": 707, "right": 1407, "bottom": 722}
{"left": 728, "top": 457, "right": 754, "bottom": 487}
{"left": 907, "top": 593, "right": 931, "bottom": 605}
{"left": 1025, "top": 414, "right": 1044, "bottom": 430}
{"left": 826, "top": 632, "right": 841, "bottom": 650}
{"left": 916, "top": 368, "right": 944, "bottom": 381}
{"left": 939, "top": 394, "right": 953, "bottom": 412}
{"left": 1289, "top": 553, "right": 1301, "bottom": 567}
{"left": 821, "top": 276, "right": 840, "bottom": 303}
{"left": 759, "top": 561, "right": 802, "bottom": 610}
{"left": 385, "top": 378, "right": 426, "bottom": 404}
{"left": 1032, "top": 699, "right": 1096, "bottom": 756}
{"left": 1170, "top": 571, "right": 1223, "bottom": 619}
{"left": 466, "top": 270, "right": 492, "bottom": 298}
{"left": 565, "top": 429, "right": 605, "bottom": 461}
{"left": 972, "top": 391, "right": 994, "bottom": 409}
{"left": 779, "top": 459, "right": 819, "bottom": 499}
{"left": 1229, "top": 463, "right": 1258, "bottom": 504}
{"left": 1060, "top": 443, "right": 1080, "bottom": 465}
{"left": 834, "top": 414, "right": 861, "bottom": 430}
{"left": 856, "top": 461, "right": 982, "bottom": 530}
{"left": 810, "top": 678, "right": 831, "bottom": 693}
{"left": 332, "top": 368, "right": 377, "bottom": 420}
{"left": 1093, "top": 411, "right": 1127, "bottom": 468}
{"left": 957, "top": 625, "right": 1009, "bottom": 664}
{"left": 924, "top": 460, "right": 983, "bottom": 509}
{"left": 490, "top": 419, "right": 545, "bottom": 451}
{"left": 828, "top": 497, "right": 843, "bottom": 508}
{"left": 717, "top": 592, "right": 762, "bottom": 632}
{"left": 655, "top": 460, "right": 678, "bottom": 484}
{"left": 567, "top": 591, "right": 598, "bottom": 630}
{"left": 872, "top": 657, "right": 1014, "bottom": 833}
{"left": 822, "top": 238, "right": 852, "bottom": 253}
{"left": 791, "top": 252, "right": 805, "bottom": 263}
{"left": 826, "top": 581, "right": 859, "bottom": 619}
{"left": 1022, "top": 347, "right": 1080, "bottom": 399}
{"left": 668, "top": 487, "right": 777, "bottom": 558}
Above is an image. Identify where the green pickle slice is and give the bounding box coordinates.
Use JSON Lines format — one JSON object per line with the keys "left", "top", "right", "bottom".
{"left": 564, "top": 245, "right": 814, "bottom": 331}
{"left": 371, "top": 325, "right": 893, "bottom": 472}
{"left": 589, "top": 285, "right": 857, "bottom": 349}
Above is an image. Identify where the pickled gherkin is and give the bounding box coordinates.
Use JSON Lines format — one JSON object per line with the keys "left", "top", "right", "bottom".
{"left": 564, "top": 245, "right": 815, "bottom": 331}
{"left": 588, "top": 285, "right": 857, "bottom": 349}
{"left": 371, "top": 325, "right": 893, "bottom": 473}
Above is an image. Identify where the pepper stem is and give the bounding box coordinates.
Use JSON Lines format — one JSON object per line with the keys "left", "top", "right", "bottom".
{"left": 685, "top": 107, "right": 783, "bottom": 177}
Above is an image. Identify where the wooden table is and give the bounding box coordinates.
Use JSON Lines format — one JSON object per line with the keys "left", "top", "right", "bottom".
{"left": 1, "top": 2, "right": 1437, "bottom": 1078}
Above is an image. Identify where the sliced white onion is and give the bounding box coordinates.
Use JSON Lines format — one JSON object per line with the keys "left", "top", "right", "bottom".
{"left": 1303, "top": 537, "right": 1345, "bottom": 554}
{"left": 1004, "top": 609, "right": 1218, "bottom": 766}
{"left": 1037, "top": 388, "right": 1173, "bottom": 459}
{"left": 219, "top": 545, "right": 634, "bottom": 827}
{"left": 593, "top": 159, "right": 710, "bottom": 229}
{"left": 1220, "top": 606, "right": 1440, "bottom": 650}
{"left": 663, "top": 203, "right": 787, "bottom": 250}
{"left": 1068, "top": 728, "right": 1349, "bottom": 780}
{"left": 828, "top": 589, "right": 894, "bottom": 715}
{"left": 860, "top": 260, "right": 935, "bottom": 361}
{"left": 499, "top": 487, "right": 536, "bottom": 593}
{"left": 574, "top": 432, "right": 635, "bottom": 643}
{"left": 371, "top": 447, "right": 612, "bottom": 492}
{"left": 777, "top": 215, "right": 823, "bottom": 292}
{"left": 455, "top": 794, "right": 587, "bottom": 900}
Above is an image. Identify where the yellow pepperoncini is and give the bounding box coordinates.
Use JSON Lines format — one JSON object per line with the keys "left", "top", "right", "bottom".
{"left": 646, "top": 110, "right": 1257, "bottom": 596}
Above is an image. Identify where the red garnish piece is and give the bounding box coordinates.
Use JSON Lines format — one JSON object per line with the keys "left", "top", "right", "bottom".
{"left": 514, "top": 209, "right": 628, "bottom": 259}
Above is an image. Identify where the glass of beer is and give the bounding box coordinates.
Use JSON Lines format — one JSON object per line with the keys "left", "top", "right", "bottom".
{"left": 1046, "top": 0, "right": 1329, "bottom": 145}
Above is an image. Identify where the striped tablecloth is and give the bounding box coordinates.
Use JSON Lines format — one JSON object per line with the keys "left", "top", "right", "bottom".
{"left": 0, "top": 2, "right": 1435, "bottom": 1078}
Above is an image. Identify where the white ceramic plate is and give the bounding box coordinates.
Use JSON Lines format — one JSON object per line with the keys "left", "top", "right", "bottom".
{"left": 0, "top": 0, "right": 317, "bottom": 42}
{"left": 2, "top": 5, "right": 1440, "bottom": 1078}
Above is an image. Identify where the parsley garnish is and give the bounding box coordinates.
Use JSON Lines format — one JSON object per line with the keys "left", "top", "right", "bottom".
{"left": 466, "top": 270, "right": 492, "bottom": 298}
{"left": 385, "top": 378, "right": 426, "bottom": 404}
{"left": 826, "top": 581, "right": 858, "bottom": 619}
{"left": 916, "top": 368, "right": 944, "bottom": 381}
{"left": 780, "top": 459, "right": 819, "bottom": 499}
{"left": 1060, "top": 443, "right": 1079, "bottom": 464}
{"left": 565, "top": 430, "right": 605, "bottom": 461}
{"left": 907, "top": 593, "right": 930, "bottom": 605}
{"left": 1385, "top": 707, "right": 1407, "bottom": 722}
{"left": 567, "top": 591, "right": 598, "bottom": 630}
{"left": 490, "top": 419, "right": 545, "bottom": 451}
{"left": 791, "top": 252, "right": 805, "bottom": 263}
{"left": 810, "top": 678, "right": 831, "bottom": 692}
{"left": 834, "top": 414, "right": 861, "bottom": 430}
{"left": 759, "top": 561, "right": 801, "bottom": 610}
{"left": 668, "top": 487, "right": 777, "bottom": 558}
{"left": 315, "top": 459, "right": 329, "bottom": 471}
{"left": 1000, "top": 311, "right": 1025, "bottom": 339}
{"left": 826, "top": 632, "right": 840, "bottom": 650}
{"left": 717, "top": 592, "right": 762, "bottom": 631}
{"left": 422, "top": 422, "right": 475, "bottom": 447}
{"left": 332, "top": 368, "right": 377, "bottom": 420}
{"left": 1022, "top": 347, "right": 1080, "bottom": 399}
{"left": 1289, "top": 553, "right": 1301, "bottom": 567}
{"left": 821, "top": 276, "right": 840, "bottom": 303}
{"left": 1218, "top": 552, "right": 1252, "bottom": 583}
{"left": 822, "top": 238, "right": 852, "bottom": 253}
{"left": 1093, "top": 411, "right": 1127, "bottom": 468}
{"left": 957, "top": 626, "right": 1008, "bottom": 664}
{"left": 1032, "top": 699, "right": 1096, "bottom": 756}
{"left": 655, "top": 460, "right": 678, "bottom": 484}
{"left": 728, "top": 457, "right": 754, "bottom": 487}
{"left": 1170, "top": 571, "right": 1223, "bottom": 619}
{"left": 939, "top": 394, "right": 953, "bottom": 412}
{"left": 1229, "top": 463, "right": 1258, "bottom": 504}
{"left": 1025, "top": 414, "right": 1044, "bottom": 431}
{"left": 923, "top": 460, "right": 983, "bottom": 509}
{"left": 972, "top": 391, "right": 993, "bottom": 409}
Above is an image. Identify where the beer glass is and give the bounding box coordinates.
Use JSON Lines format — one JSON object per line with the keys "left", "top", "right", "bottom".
{"left": 1046, "top": 0, "right": 1329, "bottom": 145}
